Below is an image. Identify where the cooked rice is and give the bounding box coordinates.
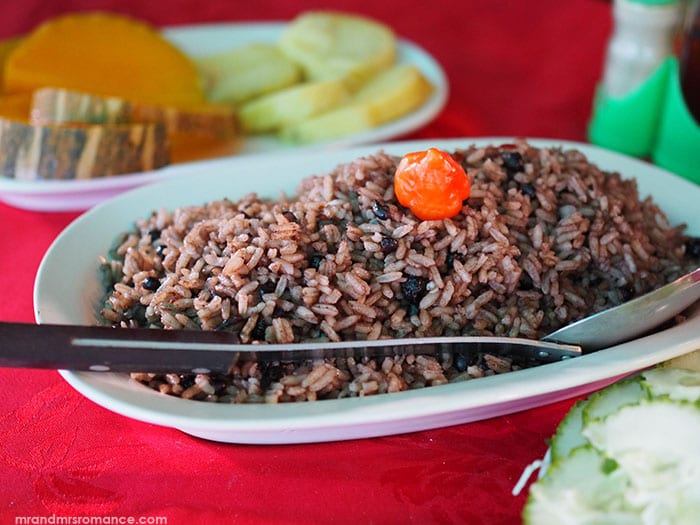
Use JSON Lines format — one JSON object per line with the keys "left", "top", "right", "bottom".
{"left": 99, "top": 141, "right": 699, "bottom": 403}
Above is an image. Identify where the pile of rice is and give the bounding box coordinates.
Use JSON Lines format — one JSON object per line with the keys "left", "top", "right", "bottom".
{"left": 99, "top": 141, "right": 699, "bottom": 403}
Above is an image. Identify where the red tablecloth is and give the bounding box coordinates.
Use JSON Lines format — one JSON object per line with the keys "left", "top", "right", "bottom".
{"left": 0, "top": 1, "right": 612, "bottom": 523}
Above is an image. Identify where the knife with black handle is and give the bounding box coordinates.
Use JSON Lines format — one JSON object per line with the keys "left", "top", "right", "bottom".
{"left": 0, "top": 321, "right": 581, "bottom": 374}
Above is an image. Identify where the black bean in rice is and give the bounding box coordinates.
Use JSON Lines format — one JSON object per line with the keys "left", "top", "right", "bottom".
{"left": 100, "top": 141, "right": 700, "bottom": 403}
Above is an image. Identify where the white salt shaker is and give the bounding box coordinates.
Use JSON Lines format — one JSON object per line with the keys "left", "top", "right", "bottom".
{"left": 601, "top": 0, "right": 683, "bottom": 97}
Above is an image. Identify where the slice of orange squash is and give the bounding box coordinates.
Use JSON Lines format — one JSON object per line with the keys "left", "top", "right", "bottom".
{"left": 30, "top": 87, "right": 238, "bottom": 138}
{"left": 0, "top": 36, "right": 22, "bottom": 92}
{"left": 0, "top": 117, "right": 170, "bottom": 180}
{"left": 4, "top": 12, "right": 205, "bottom": 108}
{"left": 30, "top": 87, "right": 241, "bottom": 162}
{"left": 0, "top": 92, "right": 31, "bottom": 122}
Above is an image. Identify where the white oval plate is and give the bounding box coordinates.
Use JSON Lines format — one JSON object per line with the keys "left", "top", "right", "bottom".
{"left": 0, "top": 22, "right": 448, "bottom": 212}
{"left": 34, "top": 138, "right": 700, "bottom": 444}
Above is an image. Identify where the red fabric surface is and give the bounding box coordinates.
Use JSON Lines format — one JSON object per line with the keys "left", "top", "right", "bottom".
{"left": 0, "top": 1, "right": 612, "bottom": 523}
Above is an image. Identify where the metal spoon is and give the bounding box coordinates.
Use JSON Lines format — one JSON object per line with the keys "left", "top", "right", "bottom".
{"left": 541, "top": 267, "right": 700, "bottom": 351}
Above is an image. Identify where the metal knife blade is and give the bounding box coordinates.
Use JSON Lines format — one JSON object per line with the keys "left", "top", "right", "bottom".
{"left": 0, "top": 322, "right": 581, "bottom": 374}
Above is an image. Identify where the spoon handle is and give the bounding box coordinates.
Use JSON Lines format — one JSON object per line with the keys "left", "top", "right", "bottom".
{"left": 542, "top": 267, "right": 700, "bottom": 351}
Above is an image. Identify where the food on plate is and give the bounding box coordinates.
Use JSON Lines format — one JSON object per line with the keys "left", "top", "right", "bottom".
{"left": 30, "top": 87, "right": 240, "bottom": 163}
{"left": 4, "top": 12, "right": 204, "bottom": 107}
{"left": 549, "top": 377, "right": 645, "bottom": 463}
{"left": 0, "top": 118, "right": 169, "bottom": 180}
{"left": 238, "top": 78, "right": 351, "bottom": 133}
{"left": 522, "top": 363, "right": 700, "bottom": 524}
{"left": 277, "top": 11, "right": 397, "bottom": 88}
{"left": 0, "top": 10, "right": 437, "bottom": 180}
{"left": 349, "top": 64, "right": 435, "bottom": 123}
{"left": 199, "top": 11, "right": 434, "bottom": 144}
{"left": 0, "top": 12, "right": 242, "bottom": 178}
{"left": 280, "top": 64, "right": 434, "bottom": 143}
{"left": 0, "top": 94, "right": 178, "bottom": 179}
{"left": 196, "top": 43, "right": 303, "bottom": 105}
{"left": 278, "top": 103, "right": 380, "bottom": 146}
{"left": 97, "top": 141, "right": 700, "bottom": 403}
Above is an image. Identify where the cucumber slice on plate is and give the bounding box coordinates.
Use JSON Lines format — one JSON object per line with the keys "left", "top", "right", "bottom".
{"left": 549, "top": 399, "right": 589, "bottom": 463}
{"left": 523, "top": 365, "right": 700, "bottom": 524}
{"left": 524, "top": 446, "right": 637, "bottom": 525}
{"left": 583, "top": 399, "right": 700, "bottom": 479}
{"left": 549, "top": 376, "right": 647, "bottom": 462}
{"left": 640, "top": 367, "right": 700, "bottom": 402}
{"left": 582, "top": 376, "right": 647, "bottom": 423}
{"left": 583, "top": 399, "right": 700, "bottom": 524}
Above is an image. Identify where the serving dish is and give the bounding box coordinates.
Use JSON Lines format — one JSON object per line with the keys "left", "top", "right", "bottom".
{"left": 0, "top": 22, "right": 448, "bottom": 212}
{"left": 34, "top": 138, "right": 700, "bottom": 444}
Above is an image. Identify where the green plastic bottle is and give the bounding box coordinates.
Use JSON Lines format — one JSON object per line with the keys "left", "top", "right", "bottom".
{"left": 588, "top": 0, "right": 683, "bottom": 157}
{"left": 652, "top": 0, "right": 700, "bottom": 184}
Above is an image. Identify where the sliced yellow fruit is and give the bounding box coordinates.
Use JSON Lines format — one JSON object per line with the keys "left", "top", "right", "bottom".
{"left": 278, "top": 11, "right": 397, "bottom": 88}
{"left": 239, "top": 78, "right": 351, "bottom": 133}
{"left": 196, "top": 43, "right": 303, "bottom": 105}
{"left": 281, "top": 64, "right": 433, "bottom": 143}
{"left": 280, "top": 104, "right": 376, "bottom": 143}
{"left": 352, "top": 64, "right": 433, "bottom": 123}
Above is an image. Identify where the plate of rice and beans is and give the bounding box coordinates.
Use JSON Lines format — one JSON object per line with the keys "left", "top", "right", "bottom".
{"left": 34, "top": 138, "right": 700, "bottom": 444}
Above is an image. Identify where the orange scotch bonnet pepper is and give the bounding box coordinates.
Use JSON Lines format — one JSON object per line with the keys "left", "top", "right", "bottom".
{"left": 393, "top": 147, "right": 471, "bottom": 220}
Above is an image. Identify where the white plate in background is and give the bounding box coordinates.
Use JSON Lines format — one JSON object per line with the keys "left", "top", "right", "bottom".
{"left": 0, "top": 22, "right": 448, "bottom": 212}
{"left": 33, "top": 138, "right": 700, "bottom": 444}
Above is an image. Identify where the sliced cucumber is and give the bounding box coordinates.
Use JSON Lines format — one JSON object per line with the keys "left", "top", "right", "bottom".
{"left": 549, "top": 399, "right": 589, "bottom": 462}
{"left": 583, "top": 399, "right": 700, "bottom": 478}
{"left": 524, "top": 446, "right": 637, "bottom": 525}
{"left": 640, "top": 367, "right": 700, "bottom": 402}
{"left": 582, "top": 376, "right": 647, "bottom": 424}
{"left": 583, "top": 399, "right": 700, "bottom": 523}
{"left": 549, "top": 377, "right": 647, "bottom": 463}
{"left": 523, "top": 366, "right": 700, "bottom": 524}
